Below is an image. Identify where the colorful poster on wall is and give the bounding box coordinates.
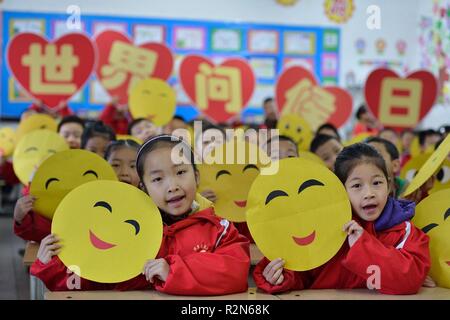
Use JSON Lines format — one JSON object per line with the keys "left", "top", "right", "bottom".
{"left": 248, "top": 30, "right": 279, "bottom": 54}
{"left": 210, "top": 28, "right": 242, "bottom": 52}
{"left": 249, "top": 57, "right": 277, "bottom": 79}
{"left": 94, "top": 30, "right": 174, "bottom": 105}
{"left": 173, "top": 26, "right": 206, "bottom": 50}
{"left": 7, "top": 32, "right": 95, "bottom": 108}
{"left": 284, "top": 31, "right": 316, "bottom": 55}
{"left": 276, "top": 66, "right": 352, "bottom": 130}
{"left": 9, "top": 18, "right": 45, "bottom": 36}
{"left": 365, "top": 68, "right": 438, "bottom": 132}
{"left": 323, "top": 29, "right": 339, "bottom": 51}
{"left": 133, "top": 24, "right": 166, "bottom": 45}
{"left": 179, "top": 55, "right": 256, "bottom": 123}
{"left": 92, "top": 21, "right": 127, "bottom": 35}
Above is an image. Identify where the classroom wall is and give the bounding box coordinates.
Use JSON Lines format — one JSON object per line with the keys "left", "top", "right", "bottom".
{"left": 1, "top": 0, "right": 448, "bottom": 130}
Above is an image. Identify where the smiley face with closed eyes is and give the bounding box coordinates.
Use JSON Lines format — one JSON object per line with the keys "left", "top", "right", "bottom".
{"left": 246, "top": 157, "right": 351, "bottom": 271}
{"left": 198, "top": 139, "right": 270, "bottom": 222}
{"left": 52, "top": 180, "right": 163, "bottom": 283}
{"left": 13, "top": 130, "right": 69, "bottom": 185}
{"left": 413, "top": 189, "right": 450, "bottom": 288}
{"left": 30, "top": 149, "right": 118, "bottom": 220}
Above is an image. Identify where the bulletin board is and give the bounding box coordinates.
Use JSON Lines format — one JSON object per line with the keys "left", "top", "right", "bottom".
{"left": 1, "top": 10, "right": 340, "bottom": 122}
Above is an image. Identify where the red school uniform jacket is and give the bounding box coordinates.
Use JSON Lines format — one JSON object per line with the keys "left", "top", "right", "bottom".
{"left": 254, "top": 199, "right": 430, "bottom": 295}
{"left": 13, "top": 185, "right": 51, "bottom": 242}
{"left": 31, "top": 205, "right": 251, "bottom": 294}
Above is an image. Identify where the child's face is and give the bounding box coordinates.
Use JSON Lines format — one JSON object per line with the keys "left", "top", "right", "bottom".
{"left": 197, "top": 129, "right": 225, "bottom": 159}
{"left": 59, "top": 122, "right": 83, "bottom": 149}
{"left": 85, "top": 136, "right": 110, "bottom": 158}
{"left": 142, "top": 146, "right": 198, "bottom": 217}
{"left": 369, "top": 142, "right": 393, "bottom": 175}
{"left": 131, "top": 120, "right": 159, "bottom": 143}
{"left": 108, "top": 147, "right": 140, "bottom": 187}
{"left": 268, "top": 140, "right": 298, "bottom": 161}
{"left": 401, "top": 132, "right": 414, "bottom": 152}
{"left": 344, "top": 163, "right": 389, "bottom": 222}
{"left": 314, "top": 139, "right": 343, "bottom": 171}
{"left": 379, "top": 130, "right": 399, "bottom": 148}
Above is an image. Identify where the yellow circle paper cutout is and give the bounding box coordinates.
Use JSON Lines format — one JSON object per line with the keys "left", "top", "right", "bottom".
{"left": 0, "top": 127, "right": 16, "bottom": 157}
{"left": 246, "top": 157, "right": 351, "bottom": 271}
{"left": 412, "top": 189, "right": 450, "bottom": 288}
{"left": 13, "top": 130, "right": 69, "bottom": 185}
{"left": 198, "top": 139, "right": 271, "bottom": 222}
{"left": 30, "top": 150, "right": 118, "bottom": 220}
{"left": 52, "top": 180, "right": 163, "bottom": 283}
{"left": 403, "top": 135, "right": 450, "bottom": 196}
{"left": 277, "top": 114, "right": 313, "bottom": 151}
{"left": 298, "top": 151, "right": 326, "bottom": 166}
{"left": 129, "top": 78, "right": 176, "bottom": 127}
{"left": 16, "top": 113, "right": 57, "bottom": 143}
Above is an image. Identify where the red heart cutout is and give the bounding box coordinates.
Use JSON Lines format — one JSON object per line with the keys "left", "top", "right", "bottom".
{"left": 276, "top": 66, "right": 352, "bottom": 129}
{"left": 179, "top": 55, "right": 255, "bottom": 123}
{"left": 95, "top": 31, "right": 173, "bottom": 105}
{"left": 7, "top": 33, "right": 95, "bottom": 108}
{"left": 365, "top": 68, "right": 438, "bottom": 132}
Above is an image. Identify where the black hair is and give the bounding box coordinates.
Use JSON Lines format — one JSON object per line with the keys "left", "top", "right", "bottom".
{"left": 356, "top": 105, "right": 368, "bottom": 120}
{"left": 57, "top": 115, "right": 85, "bottom": 133}
{"left": 418, "top": 129, "right": 440, "bottom": 147}
{"left": 172, "top": 115, "right": 186, "bottom": 122}
{"left": 136, "top": 134, "right": 197, "bottom": 183}
{"left": 316, "top": 123, "right": 341, "bottom": 141}
{"left": 310, "top": 134, "right": 340, "bottom": 153}
{"left": 263, "top": 97, "right": 274, "bottom": 105}
{"left": 196, "top": 123, "right": 226, "bottom": 142}
{"left": 366, "top": 137, "right": 400, "bottom": 160}
{"left": 104, "top": 139, "right": 140, "bottom": 161}
{"left": 265, "top": 135, "right": 298, "bottom": 153}
{"left": 81, "top": 121, "right": 116, "bottom": 148}
{"left": 334, "top": 143, "right": 389, "bottom": 185}
{"left": 128, "top": 118, "right": 152, "bottom": 135}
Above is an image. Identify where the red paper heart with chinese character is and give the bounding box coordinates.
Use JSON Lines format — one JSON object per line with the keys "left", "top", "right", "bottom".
{"left": 7, "top": 32, "right": 95, "bottom": 108}
{"left": 276, "top": 66, "right": 352, "bottom": 130}
{"left": 95, "top": 30, "right": 173, "bottom": 105}
{"left": 179, "top": 55, "right": 256, "bottom": 123}
{"left": 365, "top": 68, "right": 438, "bottom": 132}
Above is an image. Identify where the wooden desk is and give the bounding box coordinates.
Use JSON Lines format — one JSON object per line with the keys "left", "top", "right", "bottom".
{"left": 45, "top": 287, "right": 280, "bottom": 300}
{"left": 250, "top": 244, "right": 263, "bottom": 266}
{"left": 276, "top": 287, "right": 450, "bottom": 300}
{"left": 23, "top": 241, "right": 39, "bottom": 266}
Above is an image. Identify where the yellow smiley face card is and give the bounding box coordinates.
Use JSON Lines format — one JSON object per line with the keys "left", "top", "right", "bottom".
{"left": 277, "top": 114, "right": 313, "bottom": 151}
{"left": 198, "top": 138, "right": 271, "bottom": 222}
{"left": 52, "top": 180, "right": 163, "bottom": 283}
{"left": 246, "top": 157, "right": 351, "bottom": 271}
{"left": 129, "top": 78, "right": 176, "bottom": 127}
{"left": 30, "top": 149, "right": 118, "bottom": 220}
{"left": 13, "top": 130, "right": 69, "bottom": 185}
{"left": 413, "top": 189, "right": 450, "bottom": 288}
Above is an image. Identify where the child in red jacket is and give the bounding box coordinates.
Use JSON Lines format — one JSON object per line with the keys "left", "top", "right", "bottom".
{"left": 254, "top": 143, "right": 430, "bottom": 295}
{"left": 31, "top": 135, "right": 250, "bottom": 295}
